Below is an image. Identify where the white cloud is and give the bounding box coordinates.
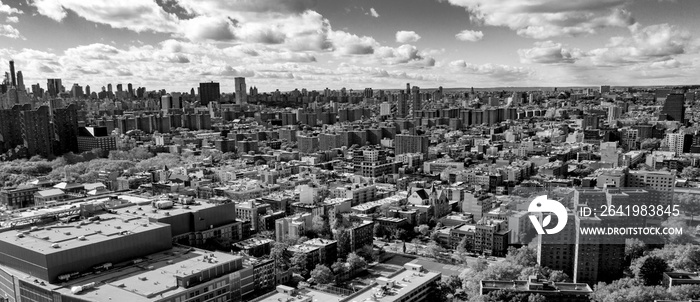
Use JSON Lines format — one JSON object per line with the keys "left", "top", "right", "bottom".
{"left": 0, "top": 1, "right": 22, "bottom": 15}
{"left": 447, "top": 0, "right": 634, "bottom": 39}
{"left": 369, "top": 8, "right": 379, "bottom": 18}
{"left": 329, "top": 30, "right": 377, "bottom": 55}
{"left": 396, "top": 31, "right": 421, "bottom": 43}
{"left": 5, "top": 16, "right": 17, "bottom": 23}
{"left": 587, "top": 23, "right": 693, "bottom": 66}
{"left": 455, "top": 29, "right": 483, "bottom": 42}
{"left": 518, "top": 41, "right": 581, "bottom": 64}
{"left": 449, "top": 60, "right": 532, "bottom": 81}
{"left": 30, "top": 0, "right": 180, "bottom": 33}
{"left": 0, "top": 24, "right": 22, "bottom": 39}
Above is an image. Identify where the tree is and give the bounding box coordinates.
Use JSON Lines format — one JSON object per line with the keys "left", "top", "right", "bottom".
{"left": 590, "top": 278, "right": 671, "bottom": 302}
{"left": 357, "top": 244, "right": 378, "bottom": 262}
{"left": 483, "top": 289, "right": 546, "bottom": 302}
{"left": 632, "top": 256, "right": 669, "bottom": 286}
{"left": 676, "top": 193, "right": 700, "bottom": 223}
{"left": 506, "top": 246, "right": 538, "bottom": 267}
{"left": 331, "top": 261, "right": 349, "bottom": 284}
{"left": 270, "top": 242, "right": 290, "bottom": 271}
{"left": 334, "top": 228, "right": 352, "bottom": 258}
{"left": 669, "top": 284, "right": 700, "bottom": 300}
{"left": 347, "top": 252, "right": 367, "bottom": 272}
{"left": 311, "top": 215, "right": 326, "bottom": 237}
{"left": 680, "top": 167, "right": 700, "bottom": 180}
{"left": 625, "top": 238, "right": 647, "bottom": 265}
{"left": 373, "top": 223, "right": 384, "bottom": 238}
{"left": 471, "top": 258, "right": 489, "bottom": 272}
{"left": 426, "top": 242, "right": 446, "bottom": 257}
{"left": 290, "top": 253, "right": 309, "bottom": 276}
{"left": 309, "top": 264, "right": 333, "bottom": 285}
{"left": 418, "top": 224, "right": 430, "bottom": 236}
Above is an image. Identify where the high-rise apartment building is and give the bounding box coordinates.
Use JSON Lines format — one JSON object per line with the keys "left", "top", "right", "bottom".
{"left": 395, "top": 134, "right": 429, "bottom": 156}
{"left": 199, "top": 81, "right": 220, "bottom": 106}
{"left": 660, "top": 94, "right": 685, "bottom": 122}
{"left": 20, "top": 106, "right": 53, "bottom": 157}
{"left": 235, "top": 77, "right": 247, "bottom": 105}
{"left": 52, "top": 104, "right": 79, "bottom": 155}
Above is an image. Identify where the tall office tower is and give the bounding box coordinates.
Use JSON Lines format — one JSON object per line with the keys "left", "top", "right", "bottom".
{"left": 395, "top": 134, "right": 429, "bottom": 156}
{"left": 70, "top": 84, "right": 83, "bottom": 98}
{"left": 364, "top": 88, "right": 373, "bottom": 98}
{"left": 406, "top": 83, "right": 410, "bottom": 94}
{"left": 31, "top": 84, "right": 42, "bottom": 98}
{"left": 600, "top": 85, "right": 610, "bottom": 94}
{"left": 199, "top": 81, "right": 220, "bottom": 106}
{"left": 16, "top": 71, "right": 23, "bottom": 91}
{"left": 116, "top": 83, "right": 122, "bottom": 92}
{"left": 47, "top": 79, "right": 62, "bottom": 97}
{"left": 21, "top": 106, "right": 53, "bottom": 157}
{"left": 660, "top": 94, "right": 685, "bottom": 122}
{"left": 234, "top": 77, "right": 247, "bottom": 105}
{"left": 52, "top": 103, "right": 78, "bottom": 155}
{"left": 127, "top": 83, "right": 133, "bottom": 97}
{"left": 607, "top": 105, "right": 622, "bottom": 125}
{"left": 9, "top": 60, "right": 16, "bottom": 87}
{"left": 85, "top": 85, "right": 91, "bottom": 97}
{"left": 107, "top": 83, "right": 112, "bottom": 93}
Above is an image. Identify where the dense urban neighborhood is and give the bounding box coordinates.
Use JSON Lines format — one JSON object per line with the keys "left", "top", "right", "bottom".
{"left": 2, "top": 0, "right": 700, "bottom": 301}
{"left": 1, "top": 59, "right": 700, "bottom": 302}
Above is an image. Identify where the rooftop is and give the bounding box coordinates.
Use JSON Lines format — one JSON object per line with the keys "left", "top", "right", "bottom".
{"left": 0, "top": 214, "right": 169, "bottom": 255}
{"left": 49, "top": 247, "right": 242, "bottom": 302}
{"left": 347, "top": 265, "right": 441, "bottom": 302}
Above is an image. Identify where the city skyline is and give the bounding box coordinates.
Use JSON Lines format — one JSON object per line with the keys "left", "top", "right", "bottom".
{"left": 0, "top": 0, "right": 698, "bottom": 92}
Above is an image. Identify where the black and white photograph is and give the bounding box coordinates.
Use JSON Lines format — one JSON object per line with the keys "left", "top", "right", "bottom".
{"left": 0, "top": 0, "right": 700, "bottom": 301}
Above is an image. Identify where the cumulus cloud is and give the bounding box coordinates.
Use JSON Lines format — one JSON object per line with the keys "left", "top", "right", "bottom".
{"left": 6, "top": 16, "right": 17, "bottom": 23}
{"left": 396, "top": 31, "right": 421, "bottom": 43}
{"left": 455, "top": 29, "right": 483, "bottom": 42}
{"left": 0, "top": 24, "right": 22, "bottom": 39}
{"left": 587, "top": 23, "right": 693, "bottom": 66}
{"left": 369, "top": 8, "right": 379, "bottom": 18}
{"left": 30, "top": 0, "right": 180, "bottom": 33}
{"left": 518, "top": 41, "right": 581, "bottom": 64}
{"left": 449, "top": 60, "right": 532, "bottom": 81}
{"left": 0, "top": 1, "right": 21, "bottom": 15}
{"left": 447, "top": 0, "right": 634, "bottom": 39}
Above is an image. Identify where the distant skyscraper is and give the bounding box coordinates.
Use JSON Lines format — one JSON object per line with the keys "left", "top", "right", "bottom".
{"left": 31, "top": 83, "right": 43, "bottom": 98}
{"left": 198, "top": 82, "right": 220, "bottom": 106}
{"left": 107, "top": 83, "right": 112, "bottom": 93}
{"left": 116, "top": 84, "right": 123, "bottom": 92}
{"left": 234, "top": 77, "right": 247, "bottom": 105}
{"left": 71, "top": 84, "right": 83, "bottom": 98}
{"left": 47, "top": 79, "right": 62, "bottom": 97}
{"left": 9, "top": 60, "right": 16, "bottom": 87}
{"left": 607, "top": 105, "right": 622, "bottom": 125}
{"left": 16, "top": 71, "right": 23, "bottom": 91}
{"left": 85, "top": 85, "right": 91, "bottom": 97}
{"left": 660, "top": 94, "right": 685, "bottom": 122}
{"left": 127, "top": 83, "right": 133, "bottom": 97}
{"left": 600, "top": 85, "right": 611, "bottom": 94}
{"left": 406, "top": 83, "right": 410, "bottom": 94}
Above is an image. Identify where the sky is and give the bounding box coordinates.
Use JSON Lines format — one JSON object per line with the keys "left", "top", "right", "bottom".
{"left": 0, "top": 0, "right": 699, "bottom": 93}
